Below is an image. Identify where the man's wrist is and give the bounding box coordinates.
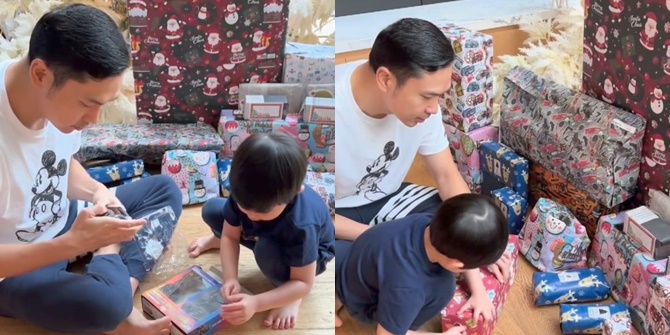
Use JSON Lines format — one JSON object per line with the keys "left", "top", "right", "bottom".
{"left": 51, "top": 233, "right": 84, "bottom": 258}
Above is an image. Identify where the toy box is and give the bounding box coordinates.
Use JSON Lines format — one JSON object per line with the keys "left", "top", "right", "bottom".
{"left": 479, "top": 141, "right": 529, "bottom": 199}
{"left": 161, "top": 150, "right": 219, "bottom": 206}
{"left": 519, "top": 198, "right": 591, "bottom": 272}
{"left": 528, "top": 163, "right": 619, "bottom": 239}
{"left": 491, "top": 187, "right": 527, "bottom": 235}
{"left": 441, "top": 235, "right": 519, "bottom": 335}
{"left": 532, "top": 268, "right": 610, "bottom": 306}
{"left": 624, "top": 206, "right": 670, "bottom": 259}
{"left": 242, "top": 95, "right": 288, "bottom": 121}
{"left": 437, "top": 23, "right": 494, "bottom": 133}
{"left": 501, "top": 66, "right": 646, "bottom": 208}
{"left": 141, "top": 266, "right": 226, "bottom": 335}
{"left": 302, "top": 97, "right": 334, "bottom": 125}
{"left": 444, "top": 124, "right": 499, "bottom": 193}
{"left": 282, "top": 42, "right": 335, "bottom": 85}
{"left": 645, "top": 276, "right": 670, "bottom": 335}
{"left": 588, "top": 213, "right": 642, "bottom": 302}
{"left": 121, "top": 171, "right": 151, "bottom": 185}
{"left": 559, "top": 303, "right": 629, "bottom": 334}
{"left": 623, "top": 253, "right": 668, "bottom": 333}
{"left": 239, "top": 83, "right": 306, "bottom": 116}
{"left": 85, "top": 159, "right": 144, "bottom": 185}
{"left": 602, "top": 311, "right": 634, "bottom": 335}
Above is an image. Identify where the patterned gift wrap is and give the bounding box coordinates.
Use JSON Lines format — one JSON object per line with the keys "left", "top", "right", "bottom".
{"left": 587, "top": 213, "right": 641, "bottom": 302}
{"left": 75, "top": 123, "right": 224, "bottom": 165}
{"left": 491, "top": 187, "right": 527, "bottom": 235}
{"left": 622, "top": 252, "right": 668, "bottom": 334}
{"left": 582, "top": 0, "right": 670, "bottom": 206}
{"left": 282, "top": 42, "right": 335, "bottom": 85}
{"left": 602, "top": 311, "right": 634, "bottom": 335}
{"left": 533, "top": 268, "right": 610, "bottom": 306}
{"left": 437, "top": 23, "right": 494, "bottom": 133}
{"left": 129, "top": 0, "right": 290, "bottom": 126}
{"left": 645, "top": 276, "right": 670, "bottom": 335}
{"left": 441, "top": 235, "right": 519, "bottom": 335}
{"left": 121, "top": 171, "right": 152, "bottom": 185}
{"left": 529, "top": 163, "right": 619, "bottom": 239}
{"left": 519, "top": 198, "right": 591, "bottom": 272}
{"left": 239, "top": 83, "right": 306, "bottom": 116}
{"left": 161, "top": 150, "right": 219, "bottom": 206}
{"left": 85, "top": 159, "right": 144, "bottom": 185}
{"left": 216, "top": 158, "right": 231, "bottom": 197}
{"left": 560, "top": 303, "right": 629, "bottom": 334}
{"left": 479, "top": 141, "right": 529, "bottom": 199}
{"left": 444, "top": 124, "right": 499, "bottom": 193}
{"left": 304, "top": 171, "right": 335, "bottom": 215}
{"left": 501, "top": 66, "right": 646, "bottom": 208}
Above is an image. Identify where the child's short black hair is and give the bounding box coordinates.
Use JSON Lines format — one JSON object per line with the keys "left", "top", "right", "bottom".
{"left": 229, "top": 132, "right": 307, "bottom": 213}
{"left": 429, "top": 193, "right": 509, "bottom": 269}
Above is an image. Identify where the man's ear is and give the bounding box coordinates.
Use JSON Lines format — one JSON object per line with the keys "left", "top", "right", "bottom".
{"left": 29, "top": 58, "right": 53, "bottom": 91}
{"left": 375, "top": 66, "right": 395, "bottom": 94}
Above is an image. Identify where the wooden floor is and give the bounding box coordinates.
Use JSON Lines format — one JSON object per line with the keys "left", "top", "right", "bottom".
{"left": 0, "top": 205, "right": 335, "bottom": 335}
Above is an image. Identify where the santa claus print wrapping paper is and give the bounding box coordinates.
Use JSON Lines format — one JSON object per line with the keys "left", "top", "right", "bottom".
{"left": 128, "top": 0, "right": 289, "bottom": 126}
{"left": 583, "top": 0, "right": 670, "bottom": 206}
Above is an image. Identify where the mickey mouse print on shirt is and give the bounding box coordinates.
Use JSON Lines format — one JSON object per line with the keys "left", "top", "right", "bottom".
{"left": 17, "top": 150, "right": 67, "bottom": 243}
{"left": 355, "top": 141, "right": 400, "bottom": 201}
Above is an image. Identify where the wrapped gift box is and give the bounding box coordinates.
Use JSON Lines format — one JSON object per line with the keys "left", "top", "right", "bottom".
{"left": 479, "top": 141, "right": 529, "bottom": 199}
{"left": 445, "top": 124, "right": 499, "bottom": 193}
{"left": 649, "top": 189, "right": 670, "bottom": 222}
{"left": 75, "top": 124, "right": 224, "bottom": 165}
{"left": 272, "top": 121, "right": 335, "bottom": 173}
{"left": 304, "top": 171, "right": 335, "bottom": 216}
{"left": 646, "top": 276, "right": 670, "bottom": 335}
{"left": 219, "top": 118, "right": 276, "bottom": 158}
{"left": 491, "top": 187, "right": 527, "bottom": 235}
{"left": 85, "top": 159, "right": 144, "bottom": 185}
{"left": 532, "top": 268, "right": 610, "bottom": 306}
{"left": 623, "top": 206, "right": 670, "bottom": 259}
{"left": 602, "top": 311, "right": 634, "bottom": 335}
{"left": 519, "top": 198, "right": 591, "bottom": 272}
{"left": 239, "top": 83, "right": 306, "bottom": 116}
{"left": 242, "top": 95, "right": 288, "bottom": 121}
{"left": 437, "top": 24, "right": 494, "bottom": 133}
{"left": 560, "top": 303, "right": 629, "bottom": 334}
{"left": 441, "top": 235, "right": 519, "bottom": 335}
{"left": 302, "top": 97, "right": 335, "bottom": 125}
{"left": 623, "top": 253, "right": 668, "bottom": 333}
{"left": 501, "top": 66, "right": 646, "bottom": 208}
{"left": 121, "top": 171, "right": 151, "bottom": 185}
{"left": 583, "top": 1, "right": 670, "bottom": 206}
{"left": 282, "top": 42, "right": 335, "bottom": 85}
{"left": 529, "top": 163, "right": 619, "bottom": 239}
{"left": 161, "top": 150, "right": 219, "bottom": 206}
{"left": 217, "top": 158, "right": 231, "bottom": 197}
{"left": 588, "top": 213, "right": 642, "bottom": 302}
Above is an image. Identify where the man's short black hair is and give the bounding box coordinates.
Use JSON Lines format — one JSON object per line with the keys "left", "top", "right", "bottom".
{"left": 368, "top": 18, "right": 455, "bottom": 87}
{"left": 28, "top": 3, "right": 130, "bottom": 88}
{"left": 229, "top": 132, "right": 308, "bottom": 213}
{"left": 429, "top": 193, "right": 509, "bottom": 269}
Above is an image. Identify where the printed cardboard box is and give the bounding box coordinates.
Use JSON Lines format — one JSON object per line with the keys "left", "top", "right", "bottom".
{"left": 559, "top": 303, "right": 629, "bottom": 334}
{"left": 479, "top": 141, "right": 529, "bottom": 199}
{"left": 529, "top": 163, "right": 619, "bottom": 239}
{"left": 216, "top": 158, "right": 231, "bottom": 197}
{"left": 501, "top": 66, "right": 646, "bottom": 208}
{"left": 582, "top": 0, "right": 670, "bottom": 206}
{"left": 588, "top": 213, "right": 642, "bottom": 302}
{"left": 533, "top": 268, "right": 610, "bottom": 306}
{"left": 129, "top": 0, "right": 290, "bottom": 126}
{"left": 242, "top": 95, "right": 288, "bottom": 121}
{"left": 86, "top": 159, "right": 144, "bottom": 185}
{"left": 444, "top": 124, "right": 499, "bottom": 193}
{"left": 302, "top": 97, "right": 335, "bottom": 125}
{"left": 282, "top": 42, "right": 335, "bottom": 85}
{"left": 441, "top": 235, "right": 519, "bottom": 335}
{"left": 437, "top": 24, "right": 494, "bottom": 133}
{"left": 519, "top": 198, "right": 591, "bottom": 272}
{"left": 161, "top": 150, "right": 219, "bottom": 206}
{"left": 645, "top": 276, "right": 670, "bottom": 335}
{"left": 74, "top": 124, "right": 224, "bottom": 165}
{"left": 623, "top": 253, "right": 668, "bottom": 333}
{"left": 239, "top": 83, "right": 306, "bottom": 116}
{"left": 491, "top": 187, "right": 527, "bottom": 235}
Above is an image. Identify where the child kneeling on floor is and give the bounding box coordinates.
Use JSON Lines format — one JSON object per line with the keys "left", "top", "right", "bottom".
{"left": 335, "top": 193, "right": 510, "bottom": 335}
{"left": 188, "top": 132, "right": 335, "bottom": 330}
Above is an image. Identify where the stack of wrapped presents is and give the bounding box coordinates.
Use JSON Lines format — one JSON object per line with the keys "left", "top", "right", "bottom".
{"left": 74, "top": 1, "right": 334, "bottom": 212}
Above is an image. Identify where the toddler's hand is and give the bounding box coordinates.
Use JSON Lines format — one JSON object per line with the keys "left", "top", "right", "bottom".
{"left": 458, "top": 293, "right": 496, "bottom": 323}
{"left": 220, "top": 293, "right": 258, "bottom": 325}
{"left": 221, "top": 279, "right": 241, "bottom": 301}
{"left": 442, "top": 325, "right": 466, "bottom": 335}
{"left": 490, "top": 253, "right": 511, "bottom": 283}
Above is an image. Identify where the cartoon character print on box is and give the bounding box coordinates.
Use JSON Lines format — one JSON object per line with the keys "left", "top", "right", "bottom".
{"left": 217, "top": 158, "right": 231, "bottom": 197}
{"left": 162, "top": 150, "right": 219, "bottom": 205}
{"left": 621, "top": 252, "right": 668, "bottom": 333}
{"left": 533, "top": 268, "right": 610, "bottom": 306}
{"left": 480, "top": 142, "right": 529, "bottom": 199}
{"left": 582, "top": 0, "right": 670, "bottom": 206}
{"left": 492, "top": 187, "right": 527, "bottom": 235}
{"left": 501, "top": 66, "right": 646, "bottom": 208}
{"left": 220, "top": 120, "right": 275, "bottom": 158}
{"left": 273, "top": 122, "right": 335, "bottom": 172}
{"left": 603, "top": 314, "right": 634, "bottom": 335}
{"left": 304, "top": 172, "right": 335, "bottom": 215}
{"left": 86, "top": 160, "right": 145, "bottom": 185}
{"left": 444, "top": 124, "right": 499, "bottom": 193}
{"left": 559, "top": 303, "right": 629, "bottom": 335}
{"left": 129, "top": 0, "right": 290, "bottom": 126}
{"left": 440, "top": 235, "right": 519, "bottom": 335}
{"left": 646, "top": 276, "right": 670, "bottom": 335}
{"left": 528, "top": 163, "right": 619, "bottom": 239}
{"left": 437, "top": 24, "right": 494, "bottom": 133}
{"left": 518, "top": 198, "right": 591, "bottom": 272}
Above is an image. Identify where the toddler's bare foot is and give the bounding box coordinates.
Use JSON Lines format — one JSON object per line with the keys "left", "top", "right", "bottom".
{"left": 105, "top": 307, "right": 171, "bottom": 335}
{"left": 187, "top": 234, "right": 220, "bottom": 258}
{"left": 263, "top": 299, "right": 302, "bottom": 330}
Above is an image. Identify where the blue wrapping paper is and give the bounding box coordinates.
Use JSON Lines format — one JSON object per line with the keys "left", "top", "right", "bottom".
{"left": 533, "top": 268, "right": 610, "bottom": 306}
{"left": 121, "top": 172, "right": 151, "bottom": 185}
{"left": 86, "top": 159, "right": 144, "bottom": 184}
{"left": 481, "top": 170, "right": 506, "bottom": 196}
{"left": 492, "top": 187, "right": 527, "bottom": 235}
{"left": 479, "top": 141, "right": 529, "bottom": 198}
{"left": 559, "top": 303, "right": 628, "bottom": 334}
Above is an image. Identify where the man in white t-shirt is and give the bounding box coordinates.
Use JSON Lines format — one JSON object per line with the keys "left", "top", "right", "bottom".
{"left": 0, "top": 4, "right": 182, "bottom": 335}
{"left": 335, "top": 18, "right": 510, "bottom": 279}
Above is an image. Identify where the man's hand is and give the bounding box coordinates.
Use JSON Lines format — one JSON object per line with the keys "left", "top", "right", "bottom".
{"left": 221, "top": 279, "right": 241, "bottom": 301}
{"left": 458, "top": 292, "right": 495, "bottom": 323}
{"left": 92, "top": 187, "right": 124, "bottom": 210}
{"left": 65, "top": 204, "right": 145, "bottom": 254}
{"left": 220, "top": 293, "right": 258, "bottom": 325}
{"left": 489, "top": 253, "right": 511, "bottom": 283}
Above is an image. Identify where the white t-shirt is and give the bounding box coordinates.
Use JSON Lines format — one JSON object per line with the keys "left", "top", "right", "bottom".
{"left": 335, "top": 60, "right": 449, "bottom": 208}
{"left": 0, "top": 59, "right": 81, "bottom": 244}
